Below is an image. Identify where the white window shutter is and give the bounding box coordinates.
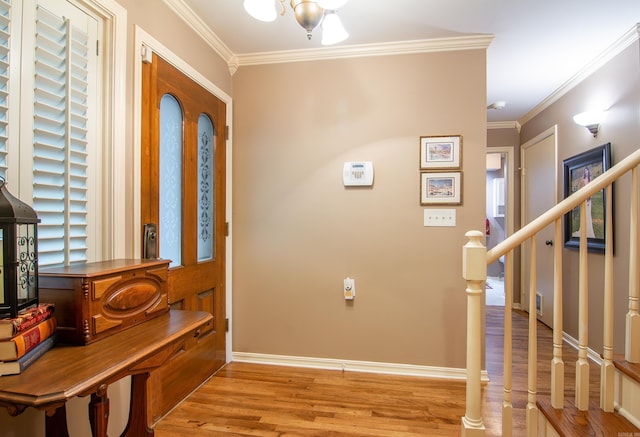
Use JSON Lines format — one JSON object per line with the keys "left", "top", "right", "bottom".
{"left": 0, "top": 0, "right": 109, "bottom": 268}
{"left": 0, "top": 0, "right": 10, "bottom": 179}
{"left": 67, "top": 12, "right": 90, "bottom": 264}
{"left": 32, "top": 3, "right": 91, "bottom": 266}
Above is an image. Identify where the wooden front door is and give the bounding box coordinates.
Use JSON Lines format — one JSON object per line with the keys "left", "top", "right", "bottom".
{"left": 140, "top": 53, "right": 227, "bottom": 423}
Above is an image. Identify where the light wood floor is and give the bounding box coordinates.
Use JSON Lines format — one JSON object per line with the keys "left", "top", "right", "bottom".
{"left": 154, "top": 307, "right": 601, "bottom": 436}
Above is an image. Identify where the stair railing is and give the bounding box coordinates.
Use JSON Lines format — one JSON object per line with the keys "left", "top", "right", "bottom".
{"left": 462, "top": 147, "right": 640, "bottom": 436}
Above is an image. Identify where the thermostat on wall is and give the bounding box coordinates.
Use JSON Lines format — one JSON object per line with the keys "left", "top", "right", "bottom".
{"left": 343, "top": 161, "right": 374, "bottom": 187}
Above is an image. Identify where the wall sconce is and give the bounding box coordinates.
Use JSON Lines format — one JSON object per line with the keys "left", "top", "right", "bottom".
{"left": 573, "top": 110, "right": 607, "bottom": 137}
{"left": 0, "top": 178, "right": 40, "bottom": 318}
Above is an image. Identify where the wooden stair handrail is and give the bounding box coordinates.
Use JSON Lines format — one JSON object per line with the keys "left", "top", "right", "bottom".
{"left": 464, "top": 147, "right": 640, "bottom": 435}
{"left": 487, "top": 147, "right": 640, "bottom": 265}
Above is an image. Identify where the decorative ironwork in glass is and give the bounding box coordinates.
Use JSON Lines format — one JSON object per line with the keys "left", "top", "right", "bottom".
{"left": 159, "top": 94, "right": 183, "bottom": 267}
{"left": 197, "top": 114, "right": 214, "bottom": 261}
{"left": 16, "top": 223, "right": 37, "bottom": 302}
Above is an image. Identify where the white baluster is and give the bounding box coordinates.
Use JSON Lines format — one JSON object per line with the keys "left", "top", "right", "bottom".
{"left": 627, "top": 167, "right": 640, "bottom": 363}
{"left": 575, "top": 201, "right": 589, "bottom": 410}
{"left": 601, "top": 184, "right": 614, "bottom": 411}
{"left": 502, "top": 250, "right": 513, "bottom": 437}
{"left": 526, "top": 236, "right": 538, "bottom": 437}
{"left": 551, "top": 218, "right": 564, "bottom": 408}
{"left": 461, "top": 230, "right": 486, "bottom": 437}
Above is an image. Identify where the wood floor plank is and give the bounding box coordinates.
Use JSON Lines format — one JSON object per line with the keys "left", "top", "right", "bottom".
{"left": 153, "top": 307, "right": 608, "bottom": 436}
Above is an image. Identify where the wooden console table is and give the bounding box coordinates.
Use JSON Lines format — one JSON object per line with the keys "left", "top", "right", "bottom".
{"left": 0, "top": 310, "right": 213, "bottom": 437}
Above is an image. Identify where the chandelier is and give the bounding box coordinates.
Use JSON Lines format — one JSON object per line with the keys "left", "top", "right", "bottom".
{"left": 243, "top": 0, "right": 349, "bottom": 45}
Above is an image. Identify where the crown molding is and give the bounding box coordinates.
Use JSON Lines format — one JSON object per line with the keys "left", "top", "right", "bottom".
{"left": 162, "top": 0, "right": 235, "bottom": 65}
{"left": 235, "top": 35, "right": 494, "bottom": 67}
{"left": 163, "top": 0, "right": 492, "bottom": 75}
{"left": 519, "top": 23, "right": 640, "bottom": 126}
{"left": 488, "top": 121, "right": 521, "bottom": 132}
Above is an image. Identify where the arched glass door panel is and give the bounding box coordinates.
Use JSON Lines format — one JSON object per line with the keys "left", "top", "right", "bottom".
{"left": 159, "top": 94, "right": 183, "bottom": 267}
{"left": 197, "top": 113, "right": 214, "bottom": 261}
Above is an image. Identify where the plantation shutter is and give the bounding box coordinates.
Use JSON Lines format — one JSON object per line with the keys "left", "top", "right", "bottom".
{"left": 32, "top": 1, "right": 94, "bottom": 266}
{"left": 0, "top": 0, "right": 10, "bottom": 179}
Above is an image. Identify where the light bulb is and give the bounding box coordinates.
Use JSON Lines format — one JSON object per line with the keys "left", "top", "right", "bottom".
{"left": 243, "top": 0, "right": 277, "bottom": 22}
{"left": 321, "top": 11, "right": 348, "bottom": 45}
{"left": 573, "top": 110, "right": 607, "bottom": 127}
{"left": 317, "top": 0, "right": 349, "bottom": 9}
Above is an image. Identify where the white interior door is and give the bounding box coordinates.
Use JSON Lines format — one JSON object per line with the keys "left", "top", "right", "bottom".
{"left": 521, "top": 127, "right": 557, "bottom": 326}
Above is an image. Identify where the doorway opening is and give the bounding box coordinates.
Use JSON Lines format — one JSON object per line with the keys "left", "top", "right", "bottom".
{"left": 486, "top": 149, "right": 511, "bottom": 306}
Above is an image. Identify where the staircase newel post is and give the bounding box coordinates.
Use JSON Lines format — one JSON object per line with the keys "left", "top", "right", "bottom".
{"left": 461, "top": 230, "right": 486, "bottom": 437}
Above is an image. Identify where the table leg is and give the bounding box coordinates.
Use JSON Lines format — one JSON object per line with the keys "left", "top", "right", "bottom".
{"left": 45, "top": 404, "right": 69, "bottom": 437}
{"left": 121, "top": 373, "right": 154, "bottom": 437}
{"left": 89, "top": 384, "right": 109, "bottom": 437}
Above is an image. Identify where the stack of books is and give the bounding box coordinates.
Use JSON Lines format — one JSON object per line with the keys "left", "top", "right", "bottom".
{"left": 0, "top": 303, "right": 57, "bottom": 376}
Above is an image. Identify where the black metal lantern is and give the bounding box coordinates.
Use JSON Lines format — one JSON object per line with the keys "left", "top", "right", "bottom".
{"left": 0, "top": 178, "right": 40, "bottom": 319}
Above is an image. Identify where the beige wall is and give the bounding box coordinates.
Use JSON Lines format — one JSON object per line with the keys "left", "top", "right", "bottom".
{"left": 520, "top": 40, "right": 640, "bottom": 354}
{"left": 231, "top": 50, "right": 487, "bottom": 369}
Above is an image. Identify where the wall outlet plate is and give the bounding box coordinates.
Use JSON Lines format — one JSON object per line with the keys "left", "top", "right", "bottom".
{"left": 344, "top": 277, "right": 355, "bottom": 300}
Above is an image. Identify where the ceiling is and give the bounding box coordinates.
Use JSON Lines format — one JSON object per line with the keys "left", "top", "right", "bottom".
{"left": 176, "top": 0, "right": 640, "bottom": 124}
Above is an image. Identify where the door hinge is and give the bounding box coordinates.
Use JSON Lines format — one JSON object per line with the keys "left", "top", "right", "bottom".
{"left": 141, "top": 44, "right": 153, "bottom": 64}
{"left": 225, "top": 222, "right": 229, "bottom": 236}
{"left": 225, "top": 318, "right": 229, "bottom": 332}
{"left": 225, "top": 125, "right": 230, "bottom": 140}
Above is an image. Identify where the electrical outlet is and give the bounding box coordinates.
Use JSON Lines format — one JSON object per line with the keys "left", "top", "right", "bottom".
{"left": 423, "top": 208, "right": 456, "bottom": 227}
{"left": 344, "top": 277, "right": 355, "bottom": 300}
{"left": 536, "top": 292, "right": 543, "bottom": 316}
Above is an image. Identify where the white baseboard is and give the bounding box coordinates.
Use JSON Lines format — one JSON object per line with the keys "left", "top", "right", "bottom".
{"left": 232, "top": 352, "right": 490, "bottom": 382}
{"left": 616, "top": 404, "right": 640, "bottom": 429}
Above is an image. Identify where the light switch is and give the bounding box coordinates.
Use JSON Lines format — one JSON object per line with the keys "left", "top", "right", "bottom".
{"left": 423, "top": 209, "right": 456, "bottom": 227}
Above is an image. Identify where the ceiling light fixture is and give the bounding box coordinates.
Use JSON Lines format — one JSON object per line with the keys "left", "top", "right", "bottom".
{"left": 573, "top": 110, "right": 607, "bottom": 137}
{"left": 243, "top": 0, "right": 349, "bottom": 45}
{"left": 487, "top": 101, "right": 506, "bottom": 110}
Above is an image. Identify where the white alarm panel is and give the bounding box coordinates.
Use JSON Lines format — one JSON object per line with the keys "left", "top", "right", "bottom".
{"left": 343, "top": 161, "right": 374, "bottom": 186}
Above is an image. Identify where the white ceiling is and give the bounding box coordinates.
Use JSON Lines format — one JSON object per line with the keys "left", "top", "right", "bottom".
{"left": 176, "top": 0, "right": 640, "bottom": 123}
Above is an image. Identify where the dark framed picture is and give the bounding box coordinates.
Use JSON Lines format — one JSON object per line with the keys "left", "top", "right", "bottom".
{"left": 563, "top": 142, "right": 612, "bottom": 253}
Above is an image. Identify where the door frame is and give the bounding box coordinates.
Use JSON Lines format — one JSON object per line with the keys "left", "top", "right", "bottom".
{"left": 520, "top": 125, "right": 558, "bottom": 311}
{"left": 132, "top": 26, "right": 234, "bottom": 361}
{"left": 487, "top": 146, "right": 515, "bottom": 302}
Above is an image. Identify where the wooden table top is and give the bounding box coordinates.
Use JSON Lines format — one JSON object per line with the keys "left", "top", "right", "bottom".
{"left": 38, "top": 258, "right": 170, "bottom": 278}
{"left": 0, "top": 310, "right": 212, "bottom": 409}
